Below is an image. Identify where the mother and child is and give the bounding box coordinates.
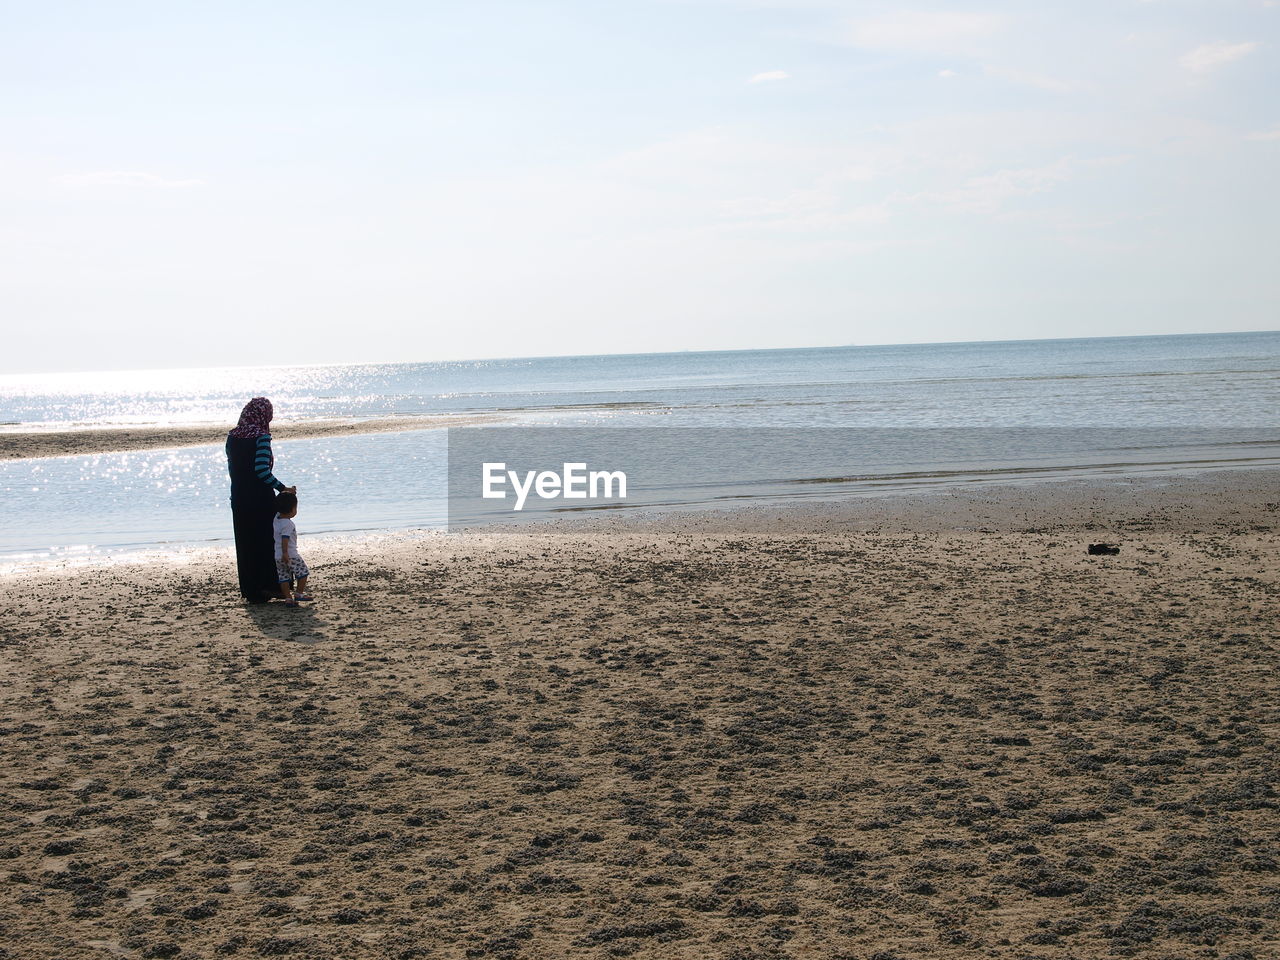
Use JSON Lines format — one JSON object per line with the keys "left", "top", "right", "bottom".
{"left": 225, "top": 397, "right": 314, "bottom": 606}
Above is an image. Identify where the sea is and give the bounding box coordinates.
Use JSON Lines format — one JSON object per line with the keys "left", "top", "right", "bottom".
{"left": 1, "top": 332, "right": 1277, "bottom": 564}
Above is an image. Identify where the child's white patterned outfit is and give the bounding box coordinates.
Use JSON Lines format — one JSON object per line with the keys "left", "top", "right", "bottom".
{"left": 272, "top": 515, "right": 310, "bottom": 583}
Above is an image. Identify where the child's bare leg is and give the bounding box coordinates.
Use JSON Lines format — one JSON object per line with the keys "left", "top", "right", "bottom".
{"left": 279, "top": 579, "right": 294, "bottom": 600}
{"left": 295, "top": 576, "right": 309, "bottom": 597}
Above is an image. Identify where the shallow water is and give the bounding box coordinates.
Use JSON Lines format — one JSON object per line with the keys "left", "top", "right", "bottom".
{"left": 2, "top": 332, "right": 1277, "bottom": 560}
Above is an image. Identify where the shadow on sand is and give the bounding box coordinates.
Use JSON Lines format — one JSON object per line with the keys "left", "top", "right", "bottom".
{"left": 243, "top": 600, "right": 329, "bottom": 644}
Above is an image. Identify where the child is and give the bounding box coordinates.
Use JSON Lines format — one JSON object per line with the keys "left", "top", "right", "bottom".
{"left": 272, "top": 491, "right": 312, "bottom": 606}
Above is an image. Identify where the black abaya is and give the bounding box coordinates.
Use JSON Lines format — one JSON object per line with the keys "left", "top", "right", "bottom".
{"left": 226, "top": 435, "right": 278, "bottom": 602}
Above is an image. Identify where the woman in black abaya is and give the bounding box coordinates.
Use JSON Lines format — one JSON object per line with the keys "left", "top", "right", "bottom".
{"left": 226, "top": 397, "right": 294, "bottom": 603}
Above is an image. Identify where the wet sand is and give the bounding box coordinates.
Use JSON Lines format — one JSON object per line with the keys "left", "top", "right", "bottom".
{"left": 0, "top": 473, "right": 1277, "bottom": 959}
{"left": 0, "top": 414, "right": 502, "bottom": 461}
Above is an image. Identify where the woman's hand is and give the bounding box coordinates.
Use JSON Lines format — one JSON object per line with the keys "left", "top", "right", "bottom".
{"left": 283, "top": 486, "right": 297, "bottom": 494}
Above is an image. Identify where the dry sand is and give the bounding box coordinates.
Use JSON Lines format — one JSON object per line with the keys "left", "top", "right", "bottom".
{"left": 0, "top": 415, "right": 501, "bottom": 461}
{"left": 0, "top": 472, "right": 1277, "bottom": 959}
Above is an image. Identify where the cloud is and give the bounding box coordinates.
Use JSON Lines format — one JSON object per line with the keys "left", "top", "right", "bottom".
{"left": 1180, "top": 40, "right": 1260, "bottom": 74}
{"left": 913, "top": 155, "right": 1134, "bottom": 216}
{"left": 52, "top": 171, "right": 205, "bottom": 188}
{"left": 749, "top": 70, "right": 791, "bottom": 83}
{"left": 983, "top": 64, "right": 1073, "bottom": 93}
{"left": 847, "top": 11, "right": 1005, "bottom": 58}
{"left": 938, "top": 69, "right": 959, "bottom": 79}
{"left": 1246, "top": 128, "right": 1280, "bottom": 141}
{"left": 919, "top": 157, "right": 1078, "bottom": 214}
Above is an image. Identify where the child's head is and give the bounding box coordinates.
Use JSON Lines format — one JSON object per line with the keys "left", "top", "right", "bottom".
{"left": 275, "top": 491, "right": 298, "bottom": 518}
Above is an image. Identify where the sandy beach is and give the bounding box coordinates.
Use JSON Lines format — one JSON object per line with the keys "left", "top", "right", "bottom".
{"left": 1, "top": 471, "right": 1276, "bottom": 959}
{"left": 0, "top": 415, "right": 502, "bottom": 461}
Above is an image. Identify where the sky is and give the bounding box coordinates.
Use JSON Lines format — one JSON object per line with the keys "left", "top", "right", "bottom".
{"left": 1, "top": 0, "right": 1277, "bottom": 373}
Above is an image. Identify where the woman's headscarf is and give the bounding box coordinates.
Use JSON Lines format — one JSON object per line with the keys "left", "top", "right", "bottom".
{"left": 228, "top": 397, "right": 274, "bottom": 439}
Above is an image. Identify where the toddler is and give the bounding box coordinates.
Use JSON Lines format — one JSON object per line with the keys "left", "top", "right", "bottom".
{"left": 272, "top": 491, "right": 312, "bottom": 605}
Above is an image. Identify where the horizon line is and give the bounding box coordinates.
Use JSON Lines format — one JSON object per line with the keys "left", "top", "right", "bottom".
{"left": 3, "top": 328, "right": 1277, "bottom": 379}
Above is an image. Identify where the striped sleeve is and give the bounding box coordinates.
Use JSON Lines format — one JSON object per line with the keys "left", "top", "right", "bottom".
{"left": 254, "top": 435, "right": 286, "bottom": 490}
